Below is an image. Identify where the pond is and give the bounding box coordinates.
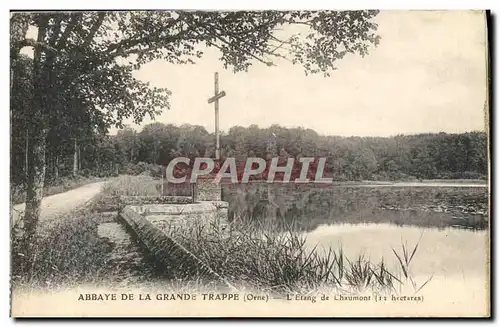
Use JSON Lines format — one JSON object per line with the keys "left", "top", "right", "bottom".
{"left": 302, "top": 222, "right": 489, "bottom": 315}
{"left": 304, "top": 223, "right": 488, "bottom": 277}
{"left": 222, "top": 183, "right": 489, "bottom": 231}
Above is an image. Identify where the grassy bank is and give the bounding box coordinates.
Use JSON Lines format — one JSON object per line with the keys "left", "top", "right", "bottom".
{"left": 88, "top": 175, "right": 161, "bottom": 213}
{"left": 11, "top": 207, "right": 114, "bottom": 289}
{"left": 10, "top": 176, "right": 162, "bottom": 290}
{"left": 10, "top": 205, "right": 159, "bottom": 290}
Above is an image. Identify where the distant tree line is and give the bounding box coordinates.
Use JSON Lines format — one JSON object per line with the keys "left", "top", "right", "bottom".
{"left": 11, "top": 120, "right": 488, "bottom": 186}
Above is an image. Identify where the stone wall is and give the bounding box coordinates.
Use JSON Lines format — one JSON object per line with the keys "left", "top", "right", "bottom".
{"left": 141, "top": 202, "right": 228, "bottom": 232}
{"left": 118, "top": 196, "right": 229, "bottom": 232}
{"left": 119, "top": 205, "right": 236, "bottom": 289}
{"left": 119, "top": 196, "right": 193, "bottom": 206}
{"left": 119, "top": 206, "right": 222, "bottom": 280}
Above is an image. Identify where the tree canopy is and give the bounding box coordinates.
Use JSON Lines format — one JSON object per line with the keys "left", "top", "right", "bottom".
{"left": 12, "top": 10, "right": 381, "bottom": 128}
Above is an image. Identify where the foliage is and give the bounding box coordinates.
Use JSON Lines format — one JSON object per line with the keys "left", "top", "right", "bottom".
{"left": 100, "top": 175, "right": 161, "bottom": 197}
{"left": 12, "top": 121, "right": 486, "bottom": 191}
{"left": 11, "top": 9, "right": 381, "bottom": 143}
{"left": 11, "top": 206, "right": 157, "bottom": 290}
{"left": 121, "top": 161, "right": 163, "bottom": 177}
{"left": 168, "top": 221, "right": 429, "bottom": 295}
{"left": 57, "top": 123, "right": 488, "bottom": 184}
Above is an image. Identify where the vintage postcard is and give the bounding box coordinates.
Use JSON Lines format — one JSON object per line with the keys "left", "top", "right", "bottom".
{"left": 10, "top": 10, "right": 490, "bottom": 318}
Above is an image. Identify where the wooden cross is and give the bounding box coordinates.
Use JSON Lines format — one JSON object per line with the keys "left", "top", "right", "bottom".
{"left": 207, "top": 72, "right": 227, "bottom": 161}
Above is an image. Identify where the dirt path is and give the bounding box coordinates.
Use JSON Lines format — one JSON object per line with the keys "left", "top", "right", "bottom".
{"left": 11, "top": 181, "right": 107, "bottom": 225}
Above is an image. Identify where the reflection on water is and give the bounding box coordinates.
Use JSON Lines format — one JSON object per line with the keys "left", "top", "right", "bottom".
{"left": 303, "top": 223, "right": 488, "bottom": 277}
{"left": 223, "top": 184, "right": 489, "bottom": 231}
{"left": 302, "top": 223, "right": 489, "bottom": 313}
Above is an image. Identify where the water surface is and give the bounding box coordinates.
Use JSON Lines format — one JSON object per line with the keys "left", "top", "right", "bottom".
{"left": 304, "top": 223, "right": 488, "bottom": 277}
{"left": 303, "top": 223, "right": 489, "bottom": 310}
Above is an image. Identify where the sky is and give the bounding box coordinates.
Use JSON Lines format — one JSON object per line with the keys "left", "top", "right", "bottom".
{"left": 125, "top": 10, "right": 488, "bottom": 137}
{"left": 22, "top": 10, "right": 489, "bottom": 137}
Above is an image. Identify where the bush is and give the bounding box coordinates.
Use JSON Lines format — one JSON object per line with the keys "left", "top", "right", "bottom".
{"left": 11, "top": 207, "right": 123, "bottom": 289}
{"left": 79, "top": 168, "right": 93, "bottom": 178}
{"left": 101, "top": 175, "right": 161, "bottom": 197}
{"left": 121, "top": 162, "right": 164, "bottom": 178}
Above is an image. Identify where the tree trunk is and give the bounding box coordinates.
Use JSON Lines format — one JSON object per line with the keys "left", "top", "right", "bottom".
{"left": 25, "top": 129, "right": 29, "bottom": 184}
{"left": 153, "top": 143, "right": 157, "bottom": 165}
{"left": 78, "top": 144, "right": 81, "bottom": 171}
{"left": 10, "top": 14, "right": 29, "bottom": 92}
{"left": 73, "top": 139, "right": 78, "bottom": 177}
{"left": 24, "top": 129, "right": 47, "bottom": 238}
{"left": 23, "top": 15, "right": 49, "bottom": 241}
{"left": 54, "top": 156, "right": 59, "bottom": 179}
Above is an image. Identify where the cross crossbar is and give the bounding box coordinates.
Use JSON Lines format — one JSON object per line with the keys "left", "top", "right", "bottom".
{"left": 208, "top": 90, "right": 226, "bottom": 104}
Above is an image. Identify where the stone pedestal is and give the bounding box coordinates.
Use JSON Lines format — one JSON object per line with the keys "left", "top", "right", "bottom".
{"left": 196, "top": 176, "right": 222, "bottom": 201}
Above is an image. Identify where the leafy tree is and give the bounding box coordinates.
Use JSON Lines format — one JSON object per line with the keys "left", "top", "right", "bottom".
{"left": 116, "top": 126, "right": 138, "bottom": 163}
{"left": 11, "top": 10, "right": 382, "bottom": 238}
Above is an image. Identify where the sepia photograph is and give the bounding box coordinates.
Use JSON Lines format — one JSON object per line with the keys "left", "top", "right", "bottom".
{"left": 9, "top": 9, "right": 490, "bottom": 318}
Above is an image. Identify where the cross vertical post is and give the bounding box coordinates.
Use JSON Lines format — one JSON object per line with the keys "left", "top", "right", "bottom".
{"left": 214, "top": 72, "right": 220, "bottom": 161}
{"left": 207, "top": 72, "right": 227, "bottom": 163}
